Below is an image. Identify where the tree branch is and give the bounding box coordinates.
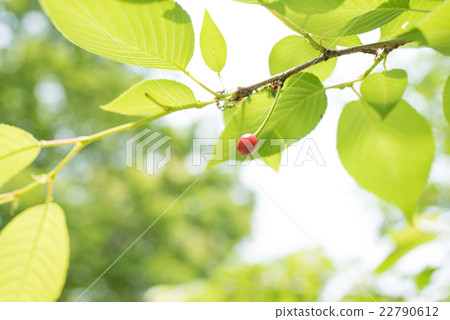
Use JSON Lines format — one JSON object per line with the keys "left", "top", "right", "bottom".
{"left": 232, "top": 39, "right": 410, "bottom": 101}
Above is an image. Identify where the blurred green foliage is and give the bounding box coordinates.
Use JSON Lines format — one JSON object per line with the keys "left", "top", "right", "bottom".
{"left": 0, "top": 0, "right": 255, "bottom": 301}
{"left": 146, "top": 250, "right": 334, "bottom": 301}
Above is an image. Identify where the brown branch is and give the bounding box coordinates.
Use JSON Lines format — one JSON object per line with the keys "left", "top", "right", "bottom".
{"left": 233, "top": 39, "right": 410, "bottom": 101}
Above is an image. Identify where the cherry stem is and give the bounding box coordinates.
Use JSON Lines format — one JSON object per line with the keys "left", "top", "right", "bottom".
{"left": 254, "top": 85, "right": 282, "bottom": 137}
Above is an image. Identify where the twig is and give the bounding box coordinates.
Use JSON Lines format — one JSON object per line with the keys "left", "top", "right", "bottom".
{"left": 0, "top": 112, "right": 181, "bottom": 205}
{"left": 325, "top": 51, "right": 388, "bottom": 90}
{"left": 232, "top": 39, "right": 410, "bottom": 101}
{"left": 0, "top": 143, "right": 84, "bottom": 205}
{"left": 0, "top": 40, "right": 410, "bottom": 207}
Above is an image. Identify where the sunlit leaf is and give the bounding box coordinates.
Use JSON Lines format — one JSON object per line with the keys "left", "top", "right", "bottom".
{"left": 375, "top": 225, "right": 436, "bottom": 274}
{"left": 269, "top": 35, "right": 336, "bottom": 81}
{"left": 261, "top": 152, "right": 282, "bottom": 171}
{"left": 0, "top": 203, "right": 70, "bottom": 301}
{"left": 101, "top": 79, "right": 208, "bottom": 116}
{"left": 360, "top": 69, "right": 408, "bottom": 117}
{"left": 0, "top": 124, "right": 40, "bottom": 188}
{"left": 208, "top": 73, "right": 327, "bottom": 169}
{"left": 39, "top": 0, "right": 195, "bottom": 70}
{"left": 337, "top": 100, "right": 434, "bottom": 219}
{"left": 415, "top": 267, "right": 437, "bottom": 290}
{"left": 236, "top": 1, "right": 363, "bottom": 46}
{"left": 200, "top": 10, "right": 227, "bottom": 73}
{"left": 223, "top": 105, "right": 239, "bottom": 125}
{"left": 257, "top": 0, "right": 412, "bottom": 38}
{"left": 380, "top": 0, "right": 442, "bottom": 41}
{"left": 443, "top": 76, "right": 450, "bottom": 123}
{"left": 318, "top": 35, "right": 362, "bottom": 47}
{"left": 401, "top": 0, "right": 450, "bottom": 56}
{"left": 233, "top": 0, "right": 268, "bottom": 3}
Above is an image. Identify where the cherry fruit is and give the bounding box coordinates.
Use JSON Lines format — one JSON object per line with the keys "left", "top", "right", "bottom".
{"left": 237, "top": 133, "right": 259, "bottom": 156}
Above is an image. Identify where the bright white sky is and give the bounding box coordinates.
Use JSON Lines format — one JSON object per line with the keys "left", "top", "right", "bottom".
{"left": 148, "top": 0, "right": 450, "bottom": 301}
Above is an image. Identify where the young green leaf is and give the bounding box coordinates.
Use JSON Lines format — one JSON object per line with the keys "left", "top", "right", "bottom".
{"left": 223, "top": 105, "right": 239, "bottom": 124}
{"left": 233, "top": 0, "right": 266, "bottom": 3}
{"left": 0, "top": 203, "right": 70, "bottom": 301}
{"left": 200, "top": 10, "right": 227, "bottom": 74}
{"left": 337, "top": 100, "right": 435, "bottom": 220}
{"left": 101, "top": 79, "right": 209, "bottom": 116}
{"left": 269, "top": 35, "right": 336, "bottom": 81}
{"left": 415, "top": 267, "right": 437, "bottom": 290}
{"left": 223, "top": 104, "right": 281, "bottom": 170}
{"left": 375, "top": 225, "right": 436, "bottom": 274}
{"left": 360, "top": 69, "right": 408, "bottom": 118}
{"left": 380, "top": 0, "right": 441, "bottom": 41}
{"left": 259, "top": 0, "right": 410, "bottom": 38}
{"left": 443, "top": 76, "right": 450, "bottom": 123}
{"left": 317, "top": 35, "right": 362, "bottom": 47}
{"left": 208, "top": 73, "right": 327, "bottom": 170}
{"left": 39, "top": 0, "right": 195, "bottom": 70}
{"left": 261, "top": 151, "right": 282, "bottom": 172}
{"left": 401, "top": 0, "right": 450, "bottom": 56}
{"left": 0, "top": 124, "right": 40, "bottom": 188}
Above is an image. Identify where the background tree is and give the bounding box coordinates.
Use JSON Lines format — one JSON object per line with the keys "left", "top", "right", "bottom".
{"left": 0, "top": 0, "right": 254, "bottom": 301}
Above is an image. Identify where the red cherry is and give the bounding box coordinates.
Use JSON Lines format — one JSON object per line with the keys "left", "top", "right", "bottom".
{"left": 237, "top": 133, "right": 259, "bottom": 156}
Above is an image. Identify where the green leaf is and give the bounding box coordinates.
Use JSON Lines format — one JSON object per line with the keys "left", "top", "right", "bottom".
{"left": 380, "top": 0, "right": 442, "bottom": 41}
{"left": 261, "top": 152, "right": 282, "bottom": 172}
{"left": 269, "top": 35, "right": 336, "bottom": 81}
{"left": 337, "top": 100, "right": 434, "bottom": 219}
{"left": 223, "top": 106, "right": 239, "bottom": 124}
{"left": 200, "top": 10, "right": 227, "bottom": 73}
{"left": 208, "top": 73, "right": 327, "bottom": 169}
{"left": 401, "top": 0, "right": 450, "bottom": 56}
{"left": 39, "top": 0, "right": 195, "bottom": 70}
{"left": 0, "top": 124, "right": 40, "bottom": 188}
{"left": 360, "top": 69, "right": 408, "bottom": 118}
{"left": 0, "top": 203, "right": 70, "bottom": 301}
{"left": 318, "top": 35, "right": 362, "bottom": 47}
{"left": 415, "top": 267, "right": 437, "bottom": 290}
{"left": 233, "top": 0, "right": 265, "bottom": 3}
{"left": 101, "top": 79, "right": 208, "bottom": 116}
{"left": 443, "top": 76, "right": 450, "bottom": 123}
{"left": 260, "top": 0, "right": 411, "bottom": 38}
{"left": 235, "top": 1, "right": 361, "bottom": 46}
{"left": 375, "top": 225, "right": 436, "bottom": 274}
